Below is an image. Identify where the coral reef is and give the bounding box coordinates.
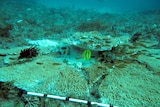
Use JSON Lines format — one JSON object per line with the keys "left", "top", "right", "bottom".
{"left": 63, "top": 31, "right": 130, "bottom": 51}
{"left": 0, "top": 1, "right": 160, "bottom": 107}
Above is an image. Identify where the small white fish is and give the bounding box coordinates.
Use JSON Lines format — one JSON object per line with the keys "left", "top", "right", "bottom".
{"left": 17, "top": 20, "right": 23, "bottom": 23}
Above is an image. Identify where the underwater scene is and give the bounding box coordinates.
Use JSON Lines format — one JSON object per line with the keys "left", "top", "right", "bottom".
{"left": 0, "top": 0, "right": 160, "bottom": 107}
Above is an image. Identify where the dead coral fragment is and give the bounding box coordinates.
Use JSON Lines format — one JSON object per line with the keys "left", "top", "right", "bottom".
{"left": 18, "top": 47, "right": 39, "bottom": 59}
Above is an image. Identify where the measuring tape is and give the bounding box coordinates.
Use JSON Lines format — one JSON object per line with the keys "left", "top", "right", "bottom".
{"left": 26, "top": 91, "right": 118, "bottom": 107}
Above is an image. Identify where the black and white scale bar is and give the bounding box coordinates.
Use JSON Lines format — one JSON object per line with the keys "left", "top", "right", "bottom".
{"left": 27, "top": 92, "right": 117, "bottom": 107}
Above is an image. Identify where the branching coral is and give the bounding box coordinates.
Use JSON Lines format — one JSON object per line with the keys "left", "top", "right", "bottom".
{"left": 22, "top": 94, "right": 40, "bottom": 107}
{"left": 0, "top": 81, "right": 20, "bottom": 99}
